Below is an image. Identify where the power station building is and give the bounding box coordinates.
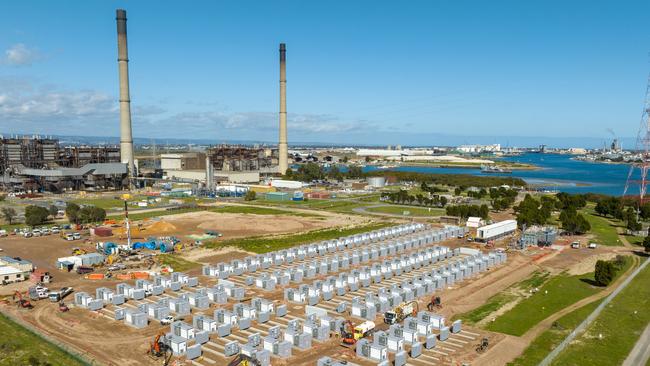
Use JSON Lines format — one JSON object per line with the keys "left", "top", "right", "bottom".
{"left": 0, "top": 136, "right": 127, "bottom": 192}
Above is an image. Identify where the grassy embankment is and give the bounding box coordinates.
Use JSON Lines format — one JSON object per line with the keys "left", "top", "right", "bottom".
{"left": 209, "top": 205, "right": 319, "bottom": 217}
{"left": 458, "top": 257, "right": 632, "bottom": 336}
{"left": 365, "top": 205, "right": 445, "bottom": 217}
{"left": 549, "top": 258, "right": 650, "bottom": 366}
{"left": 0, "top": 312, "right": 89, "bottom": 366}
{"left": 507, "top": 299, "right": 603, "bottom": 366}
{"left": 157, "top": 254, "right": 202, "bottom": 272}
{"left": 205, "top": 222, "right": 392, "bottom": 254}
{"left": 581, "top": 208, "right": 623, "bottom": 246}
{"left": 487, "top": 257, "right": 632, "bottom": 336}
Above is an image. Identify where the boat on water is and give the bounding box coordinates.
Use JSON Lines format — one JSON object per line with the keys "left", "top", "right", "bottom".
{"left": 480, "top": 164, "right": 512, "bottom": 174}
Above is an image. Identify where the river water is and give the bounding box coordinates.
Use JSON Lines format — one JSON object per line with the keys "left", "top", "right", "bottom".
{"left": 364, "top": 153, "right": 637, "bottom": 196}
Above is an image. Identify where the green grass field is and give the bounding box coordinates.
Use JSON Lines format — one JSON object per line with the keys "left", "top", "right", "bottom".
{"left": 486, "top": 272, "right": 602, "bottom": 336}
{"left": 488, "top": 257, "right": 632, "bottom": 336}
{"left": 365, "top": 205, "right": 446, "bottom": 217}
{"left": 72, "top": 198, "right": 125, "bottom": 209}
{"left": 508, "top": 299, "right": 603, "bottom": 366}
{"left": 0, "top": 313, "right": 88, "bottom": 366}
{"left": 582, "top": 212, "right": 622, "bottom": 246}
{"left": 209, "top": 205, "right": 319, "bottom": 217}
{"left": 205, "top": 222, "right": 391, "bottom": 253}
{"left": 550, "top": 259, "right": 650, "bottom": 366}
{"left": 457, "top": 271, "right": 550, "bottom": 325}
{"left": 157, "top": 254, "right": 201, "bottom": 272}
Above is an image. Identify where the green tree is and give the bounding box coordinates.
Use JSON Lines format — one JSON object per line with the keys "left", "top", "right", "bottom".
{"left": 65, "top": 202, "right": 81, "bottom": 224}
{"left": 594, "top": 260, "right": 615, "bottom": 286}
{"left": 559, "top": 208, "right": 591, "bottom": 235}
{"left": 244, "top": 190, "right": 257, "bottom": 201}
{"left": 48, "top": 205, "right": 59, "bottom": 218}
{"left": 365, "top": 156, "right": 371, "bottom": 163}
{"left": 327, "top": 166, "right": 343, "bottom": 181}
{"left": 347, "top": 165, "right": 363, "bottom": 179}
{"left": 77, "top": 206, "right": 106, "bottom": 223}
{"left": 643, "top": 235, "right": 650, "bottom": 253}
{"left": 25, "top": 205, "right": 49, "bottom": 227}
{"left": 1, "top": 207, "right": 17, "bottom": 225}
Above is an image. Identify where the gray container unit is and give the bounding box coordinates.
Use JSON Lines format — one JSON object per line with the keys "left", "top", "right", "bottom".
{"left": 87, "top": 299, "right": 103, "bottom": 311}
{"left": 170, "top": 336, "right": 187, "bottom": 355}
{"left": 124, "top": 309, "right": 148, "bottom": 328}
{"left": 290, "top": 269, "right": 303, "bottom": 283}
{"left": 451, "top": 319, "right": 462, "bottom": 333}
{"left": 276, "top": 304, "right": 287, "bottom": 317}
{"left": 187, "top": 277, "right": 199, "bottom": 287}
{"left": 195, "top": 330, "right": 209, "bottom": 345}
{"left": 169, "top": 281, "right": 182, "bottom": 291}
{"left": 264, "top": 336, "right": 292, "bottom": 358}
{"left": 152, "top": 285, "right": 164, "bottom": 296}
{"left": 114, "top": 307, "right": 126, "bottom": 320}
{"left": 224, "top": 341, "right": 240, "bottom": 357}
{"left": 112, "top": 294, "right": 125, "bottom": 305}
{"left": 74, "top": 292, "right": 90, "bottom": 307}
{"left": 207, "top": 288, "right": 228, "bottom": 304}
{"left": 188, "top": 293, "right": 210, "bottom": 310}
{"left": 186, "top": 343, "right": 202, "bottom": 360}
{"left": 131, "top": 288, "right": 145, "bottom": 300}
{"left": 149, "top": 304, "right": 170, "bottom": 320}
{"left": 169, "top": 298, "right": 191, "bottom": 316}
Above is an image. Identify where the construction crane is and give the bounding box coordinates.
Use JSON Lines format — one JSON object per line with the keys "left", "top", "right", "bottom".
{"left": 148, "top": 331, "right": 172, "bottom": 365}
{"left": 427, "top": 295, "right": 442, "bottom": 311}
{"left": 13, "top": 291, "right": 33, "bottom": 309}
{"left": 384, "top": 301, "right": 418, "bottom": 325}
{"left": 227, "top": 354, "right": 261, "bottom": 366}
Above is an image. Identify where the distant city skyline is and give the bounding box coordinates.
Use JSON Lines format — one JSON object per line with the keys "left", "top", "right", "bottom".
{"left": 0, "top": 0, "right": 649, "bottom": 146}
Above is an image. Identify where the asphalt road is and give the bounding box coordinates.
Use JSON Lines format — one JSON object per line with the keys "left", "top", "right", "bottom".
{"left": 623, "top": 322, "right": 650, "bottom": 366}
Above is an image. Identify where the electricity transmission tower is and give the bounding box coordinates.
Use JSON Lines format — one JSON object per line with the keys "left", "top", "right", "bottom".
{"left": 624, "top": 73, "right": 650, "bottom": 204}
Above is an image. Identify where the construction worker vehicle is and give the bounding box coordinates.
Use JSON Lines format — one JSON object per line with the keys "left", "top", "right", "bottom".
{"left": 13, "top": 291, "right": 33, "bottom": 309}
{"left": 48, "top": 287, "right": 74, "bottom": 302}
{"left": 227, "top": 353, "right": 261, "bottom": 366}
{"left": 427, "top": 295, "right": 442, "bottom": 311}
{"left": 148, "top": 331, "right": 172, "bottom": 365}
{"left": 59, "top": 302, "right": 69, "bottom": 312}
{"left": 340, "top": 320, "right": 376, "bottom": 345}
{"left": 476, "top": 337, "right": 489, "bottom": 353}
{"left": 384, "top": 301, "right": 418, "bottom": 325}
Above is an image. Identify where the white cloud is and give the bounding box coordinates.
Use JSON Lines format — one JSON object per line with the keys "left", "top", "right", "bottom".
{"left": 3, "top": 44, "right": 42, "bottom": 66}
{"left": 0, "top": 78, "right": 375, "bottom": 142}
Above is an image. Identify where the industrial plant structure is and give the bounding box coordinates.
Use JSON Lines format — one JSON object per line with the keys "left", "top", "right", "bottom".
{"left": 0, "top": 136, "right": 127, "bottom": 192}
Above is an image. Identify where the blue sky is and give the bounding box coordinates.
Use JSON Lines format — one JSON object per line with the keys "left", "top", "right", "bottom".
{"left": 0, "top": 0, "right": 649, "bottom": 147}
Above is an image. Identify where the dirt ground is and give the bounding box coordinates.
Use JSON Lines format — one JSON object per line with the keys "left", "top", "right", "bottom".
{"left": 0, "top": 203, "right": 631, "bottom": 366}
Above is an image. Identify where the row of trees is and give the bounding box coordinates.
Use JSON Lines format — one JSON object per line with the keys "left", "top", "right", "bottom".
{"left": 445, "top": 204, "right": 490, "bottom": 220}
{"left": 381, "top": 190, "right": 448, "bottom": 207}
{"left": 65, "top": 203, "right": 106, "bottom": 225}
{"left": 514, "top": 193, "right": 591, "bottom": 234}
{"left": 284, "top": 163, "right": 364, "bottom": 182}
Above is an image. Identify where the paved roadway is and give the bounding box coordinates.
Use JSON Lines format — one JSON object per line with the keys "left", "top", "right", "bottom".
{"left": 623, "top": 322, "right": 650, "bottom": 366}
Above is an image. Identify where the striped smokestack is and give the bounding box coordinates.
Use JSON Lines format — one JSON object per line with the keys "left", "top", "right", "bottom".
{"left": 278, "top": 43, "right": 288, "bottom": 174}
{"left": 116, "top": 9, "right": 135, "bottom": 182}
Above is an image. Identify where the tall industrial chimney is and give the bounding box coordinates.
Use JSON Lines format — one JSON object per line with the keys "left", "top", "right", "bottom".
{"left": 116, "top": 9, "right": 135, "bottom": 180}
{"left": 278, "top": 43, "right": 288, "bottom": 175}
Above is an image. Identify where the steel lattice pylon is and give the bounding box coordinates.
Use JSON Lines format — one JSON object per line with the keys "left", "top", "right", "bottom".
{"left": 623, "top": 73, "right": 650, "bottom": 203}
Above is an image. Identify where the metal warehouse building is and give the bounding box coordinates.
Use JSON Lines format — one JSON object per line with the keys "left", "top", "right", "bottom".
{"left": 476, "top": 220, "right": 517, "bottom": 242}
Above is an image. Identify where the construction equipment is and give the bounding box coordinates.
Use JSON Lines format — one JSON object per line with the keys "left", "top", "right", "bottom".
{"left": 340, "top": 319, "right": 376, "bottom": 346}
{"left": 384, "top": 301, "right": 418, "bottom": 325}
{"left": 59, "top": 302, "right": 69, "bottom": 312}
{"left": 13, "top": 291, "right": 33, "bottom": 309}
{"left": 71, "top": 247, "right": 86, "bottom": 256}
{"left": 340, "top": 320, "right": 356, "bottom": 345}
{"left": 476, "top": 337, "right": 489, "bottom": 353}
{"left": 227, "top": 353, "right": 261, "bottom": 366}
{"left": 107, "top": 254, "right": 115, "bottom": 265}
{"left": 148, "top": 331, "right": 172, "bottom": 365}
{"left": 427, "top": 295, "right": 442, "bottom": 311}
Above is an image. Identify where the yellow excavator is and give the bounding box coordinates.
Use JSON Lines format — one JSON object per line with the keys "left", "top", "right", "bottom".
{"left": 71, "top": 248, "right": 87, "bottom": 256}
{"left": 227, "top": 354, "right": 261, "bottom": 366}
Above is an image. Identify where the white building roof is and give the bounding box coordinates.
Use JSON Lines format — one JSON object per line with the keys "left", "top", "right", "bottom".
{"left": 467, "top": 217, "right": 483, "bottom": 227}
{"left": 0, "top": 265, "right": 23, "bottom": 276}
